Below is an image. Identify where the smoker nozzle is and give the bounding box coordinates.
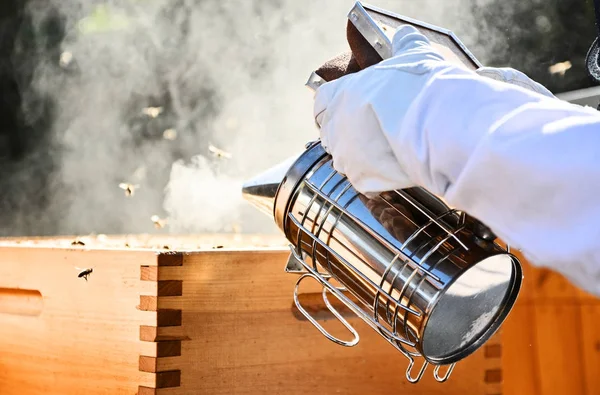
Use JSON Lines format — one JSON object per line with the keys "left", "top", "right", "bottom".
{"left": 241, "top": 152, "right": 303, "bottom": 217}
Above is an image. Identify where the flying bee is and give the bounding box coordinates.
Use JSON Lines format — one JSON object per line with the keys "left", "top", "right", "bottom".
{"left": 208, "top": 144, "right": 232, "bottom": 159}
{"left": 548, "top": 60, "right": 572, "bottom": 76}
{"left": 151, "top": 215, "right": 167, "bottom": 229}
{"left": 142, "top": 106, "right": 163, "bottom": 118}
{"left": 163, "top": 128, "right": 177, "bottom": 140}
{"left": 75, "top": 267, "right": 94, "bottom": 281}
{"left": 119, "top": 182, "right": 139, "bottom": 197}
{"left": 59, "top": 51, "right": 73, "bottom": 68}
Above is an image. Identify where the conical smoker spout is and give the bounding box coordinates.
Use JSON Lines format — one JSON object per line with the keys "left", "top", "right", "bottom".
{"left": 241, "top": 152, "right": 303, "bottom": 217}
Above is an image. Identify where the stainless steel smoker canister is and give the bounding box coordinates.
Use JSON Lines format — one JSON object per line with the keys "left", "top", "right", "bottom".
{"left": 243, "top": 142, "right": 522, "bottom": 383}
{"left": 242, "top": 2, "right": 523, "bottom": 384}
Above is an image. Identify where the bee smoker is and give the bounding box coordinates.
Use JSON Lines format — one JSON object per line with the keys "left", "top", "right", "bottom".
{"left": 242, "top": 2, "right": 523, "bottom": 384}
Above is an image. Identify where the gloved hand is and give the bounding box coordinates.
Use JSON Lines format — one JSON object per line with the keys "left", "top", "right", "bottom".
{"left": 314, "top": 25, "right": 445, "bottom": 195}
{"left": 313, "top": 24, "right": 600, "bottom": 298}
{"left": 314, "top": 25, "right": 555, "bottom": 196}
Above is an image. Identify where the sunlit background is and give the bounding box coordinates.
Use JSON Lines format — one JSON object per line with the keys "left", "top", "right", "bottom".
{"left": 0, "top": 0, "right": 597, "bottom": 237}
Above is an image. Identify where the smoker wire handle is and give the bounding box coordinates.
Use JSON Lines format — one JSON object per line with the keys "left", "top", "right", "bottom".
{"left": 293, "top": 274, "right": 360, "bottom": 347}
{"left": 405, "top": 356, "right": 429, "bottom": 383}
{"left": 296, "top": 272, "right": 453, "bottom": 384}
{"left": 286, "top": 214, "right": 464, "bottom": 383}
{"left": 433, "top": 363, "right": 456, "bottom": 382}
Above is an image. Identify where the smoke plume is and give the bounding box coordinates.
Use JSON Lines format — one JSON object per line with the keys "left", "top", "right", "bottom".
{"left": 4, "top": 0, "right": 484, "bottom": 236}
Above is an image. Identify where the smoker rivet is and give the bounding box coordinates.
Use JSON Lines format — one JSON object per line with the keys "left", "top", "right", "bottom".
{"left": 350, "top": 12, "right": 359, "bottom": 21}
{"left": 374, "top": 41, "right": 383, "bottom": 49}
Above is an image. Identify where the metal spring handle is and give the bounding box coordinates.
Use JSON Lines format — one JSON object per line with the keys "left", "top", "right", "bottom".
{"left": 293, "top": 273, "right": 360, "bottom": 347}
{"left": 288, "top": 245, "right": 455, "bottom": 383}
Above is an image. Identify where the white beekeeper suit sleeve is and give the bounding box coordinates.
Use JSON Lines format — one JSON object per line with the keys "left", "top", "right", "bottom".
{"left": 314, "top": 25, "right": 600, "bottom": 296}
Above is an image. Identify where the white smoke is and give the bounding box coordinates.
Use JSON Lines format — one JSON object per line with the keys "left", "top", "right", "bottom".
{"left": 163, "top": 155, "right": 243, "bottom": 233}
{"left": 12, "top": 0, "right": 483, "bottom": 236}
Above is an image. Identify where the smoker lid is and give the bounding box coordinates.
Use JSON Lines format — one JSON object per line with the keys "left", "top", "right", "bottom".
{"left": 420, "top": 253, "right": 522, "bottom": 364}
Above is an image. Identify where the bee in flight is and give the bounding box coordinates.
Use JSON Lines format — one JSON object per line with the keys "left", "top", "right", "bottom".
{"left": 75, "top": 267, "right": 94, "bottom": 281}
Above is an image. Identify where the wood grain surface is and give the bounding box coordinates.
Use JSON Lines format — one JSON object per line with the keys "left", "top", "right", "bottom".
{"left": 0, "top": 247, "right": 158, "bottom": 394}
{"left": 4, "top": 234, "right": 598, "bottom": 394}
{"left": 139, "top": 249, "right": 502, "bottom": 395}
{"left": 0, "top": 235, "right": 502, "bottom": 395}
{"left": 501, "top": 249, "right": 600, "bottom": 395}
{"left": 0, "top": 235, "right": 600, "bottom": 395}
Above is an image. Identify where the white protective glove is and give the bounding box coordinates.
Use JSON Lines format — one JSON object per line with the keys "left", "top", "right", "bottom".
{"left": 312, "top": 25, "right": 600, "bottom": 297}
{"left": 314, "top": 25, "right": 555, "bottom": 196}
{"left": 314, "top": 25, "right": 444, "bottom": 194}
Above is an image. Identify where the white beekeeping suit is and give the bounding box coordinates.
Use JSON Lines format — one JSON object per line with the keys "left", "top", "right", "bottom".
{"left": 314, "top": 25, "right": 600, "bottom": 296}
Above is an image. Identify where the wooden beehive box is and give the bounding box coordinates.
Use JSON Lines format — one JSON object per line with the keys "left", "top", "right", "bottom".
{"left": 500, "top": 250, "right": 600, "bottom": 395}
{"left": 0, "top": 234, "right": 502, "bottom": 395}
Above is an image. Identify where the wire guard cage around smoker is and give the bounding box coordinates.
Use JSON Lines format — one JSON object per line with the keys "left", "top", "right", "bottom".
{"left": 243, "top": 141, "right": 522, "bottom": 384}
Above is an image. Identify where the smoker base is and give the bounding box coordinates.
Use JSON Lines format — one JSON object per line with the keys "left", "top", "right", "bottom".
{"left": 0, "top": 234, "right": 502, "bottom": 394}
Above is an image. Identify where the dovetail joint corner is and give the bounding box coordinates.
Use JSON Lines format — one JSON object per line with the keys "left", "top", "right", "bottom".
{"left": 138, "top": 259, "right": 184, "bottom": 392}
